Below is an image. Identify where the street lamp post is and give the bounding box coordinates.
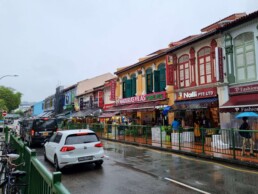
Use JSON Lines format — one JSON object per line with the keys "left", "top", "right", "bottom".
{"left": 0, "top": 75, "right": 19, "bottom": 80}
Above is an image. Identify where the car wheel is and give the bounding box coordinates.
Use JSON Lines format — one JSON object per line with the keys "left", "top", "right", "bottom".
{"left": 54, "top": 155, "right": 60, "bottom": 171}
{"left": 95, "top": 161, "right": 103, "bottom": 168}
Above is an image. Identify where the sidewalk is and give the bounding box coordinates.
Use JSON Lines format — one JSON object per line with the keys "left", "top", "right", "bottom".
{"left": 99, "top": 133, "right": 258, "bottom": 169}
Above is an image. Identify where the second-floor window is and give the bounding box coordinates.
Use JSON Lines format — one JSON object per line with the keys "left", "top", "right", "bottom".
{"left": 234, "top": 32, "right": 256, "bottom": 83}
{"left": 154, "top": 63, "right": 166, "bottom": 92}
{"left": 146, "top": 68, "right": 153, "bottom": 94}
{"left": 122, "top": 75, "right": 137, "bottom": 98}
{"left": 198, "top": 47, "right": 212, "bottom": 85}
{"left": 178, "top": 55, "right": 190, "bottom": 88}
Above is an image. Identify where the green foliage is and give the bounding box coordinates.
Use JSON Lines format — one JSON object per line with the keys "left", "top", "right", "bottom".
{"left": 0, "top": 86, "right": 22, "bottom": 112}
{"left": 162, "top": 125, "right": 172, "bottom": 135}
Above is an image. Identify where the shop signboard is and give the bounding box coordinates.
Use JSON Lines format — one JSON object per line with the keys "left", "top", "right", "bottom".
{"left": 229, "top": 83, "right": 258, "bottom": 95}
{"left": 116, "top": 91, "right": 166, "bottom": 105}
{"left": 98, "top": 91, "right": 104, "bottom": 108}
{"left": 176, "top": 88, "right": 217, "bottom": 101}
{"left": 215, "top": 47, "right": 224, "bottom": 83}
{"left": 110, "top": 80, "right": 116, "bottom": 101}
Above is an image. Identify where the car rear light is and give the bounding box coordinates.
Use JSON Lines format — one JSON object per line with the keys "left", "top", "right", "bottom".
{"left": 95, "top": 142, "right": 103, "bottom": 147}
{"left": 31, "top": 129, "right": 35, "bottom": 136}
{"left": 56, "top": 128, "right": 59, "bottom": 131}
{"left": 60, "top": 146, "right": 75, "bottom": 152}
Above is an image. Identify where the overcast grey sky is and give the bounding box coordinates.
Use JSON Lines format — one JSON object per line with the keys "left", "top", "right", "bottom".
{"left": 0, "top": 0, "right": 257, "bottom": 103}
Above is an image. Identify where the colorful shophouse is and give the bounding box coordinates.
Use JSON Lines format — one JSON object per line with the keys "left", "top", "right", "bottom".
{"left": 73, "top": 73, "right": 116, "bottom": 121}
{"left": 109, "top": 49, "right": 170, "bottom": 126}
{"left": 165, "top": 13, "right": 247, "bottom": 129}
{"left": 61, "top": 84, "right": 77, "bottom": 117}
{"left": 219, "top": 11, "right": 258, "bottom": 129}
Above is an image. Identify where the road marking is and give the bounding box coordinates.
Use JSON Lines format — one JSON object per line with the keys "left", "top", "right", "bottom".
{"left": 164, "top": 177, "right": 211, "bottom": 194}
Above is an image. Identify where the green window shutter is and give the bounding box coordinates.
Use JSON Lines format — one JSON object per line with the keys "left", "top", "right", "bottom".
{"left": 154, "top": 70, "right": 160, "bottom": 92}
{"left": 123, "top": 81, "right": 126, "bottom": 98}
{"left": 131, "top": 77, "right": 136, "bottom": 96}
{"left": 126, "top": 79, "right": 132, "bottom": 97}
{"left": 150, "top": 72, "right": 153, "bottom": 93}
{"left": 160, "top": 69, "right": 166, "bottom": 91}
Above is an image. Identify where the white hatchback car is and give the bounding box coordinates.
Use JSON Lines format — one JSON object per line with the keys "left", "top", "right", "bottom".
{"left": 44, "top": 129, "right": 104, "bottom": 171}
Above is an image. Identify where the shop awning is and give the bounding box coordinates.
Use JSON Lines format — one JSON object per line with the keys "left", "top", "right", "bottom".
{"left": 172, "top": 97, "right": 218, "bottom": 110}
{"left": 98, "top": 112, "right": 120, "bottom": 118}
{"left": 220, "top": 93, "right": 258, "bottom": 112}
{"left": 37, "top": 111, "right": 54, "bottom": 118}
{"left": 71, "top": 109, "right": 97, "bottom": 117}
{"left": 106, "top": 101, "right": 166, "bottom": 112}
{"left": 55, "top": 111, "right": 71, "bottom": 119}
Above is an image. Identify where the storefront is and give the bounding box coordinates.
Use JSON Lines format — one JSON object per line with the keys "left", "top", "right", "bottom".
{"left": 220, "top": 83, "right": 258, "bottom": 129}
{"left": 172, "top": 87, "right": 219, "bottom": 129}
{"left": 104, "top": 91, "right": 168, "bottom": 126}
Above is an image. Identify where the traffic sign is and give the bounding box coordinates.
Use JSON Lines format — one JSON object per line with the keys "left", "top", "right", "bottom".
{"left": 2, "top": 111, "right": 7, "bottom": 117}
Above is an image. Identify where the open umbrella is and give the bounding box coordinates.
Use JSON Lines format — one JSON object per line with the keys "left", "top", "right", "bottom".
{"left": 235, "top": 112, "right": 258, "bottom": 119}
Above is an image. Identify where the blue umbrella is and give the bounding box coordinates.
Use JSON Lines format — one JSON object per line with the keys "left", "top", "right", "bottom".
{"left": 235, "top": 112, "right": 258, "bottom": 118}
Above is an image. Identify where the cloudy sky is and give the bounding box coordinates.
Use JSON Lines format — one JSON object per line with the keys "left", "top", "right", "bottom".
{"left": 0, "top": 0, "right": 257, "bottom": 103}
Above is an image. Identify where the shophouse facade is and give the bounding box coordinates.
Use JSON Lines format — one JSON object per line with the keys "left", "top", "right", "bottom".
{"left": 62, "top": 84, "right": 77, "bottom": 116}
{"left": 73, "top": 73, "right": 116, "bottom": 118}
{"left": 42, "top": 94, "right": 55, "bottom": 117}
{"left": 111, "top": 49, "right": 171, "bottom": 125}
{"left": 32, "top": 101, "right": 44, "bottom": 116}
{"left": 164, "top": 14, "right": 248, "bottom": 129}
{"left": 219, "top": 11, "right": 258, "bottom": 129}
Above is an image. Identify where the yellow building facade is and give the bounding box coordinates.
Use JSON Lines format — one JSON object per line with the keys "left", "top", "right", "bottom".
{"left": 113, "top": 52, "right": 175, "bottom": 126}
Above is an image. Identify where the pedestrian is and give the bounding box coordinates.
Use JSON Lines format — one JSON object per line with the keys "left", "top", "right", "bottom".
{"left": 171, "top": 118, "right": 180, "bottom": 133}
{"left": 194, "top": 120, "right": 201, "bottom": 142}
{"left": 239, "top": 117, "right": 254, "bottom": 157}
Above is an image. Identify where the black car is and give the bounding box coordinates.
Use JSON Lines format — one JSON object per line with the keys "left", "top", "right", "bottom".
{"left": 20, "top": 118, "right": 58, "bottom": 147}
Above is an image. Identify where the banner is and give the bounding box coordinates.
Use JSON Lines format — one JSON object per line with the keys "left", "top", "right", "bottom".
{"left": 110, "top": 80, "right": 116, "bottom": 101}
{"left": 98, "top": 91, "right": 104, "bottom": 108}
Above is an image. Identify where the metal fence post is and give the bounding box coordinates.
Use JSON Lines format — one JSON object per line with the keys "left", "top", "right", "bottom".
{"left": 231, "top": 128, "right": 236, "bottom": 159}
{"left": 145, "top": 126, "right": 148, "bottom": 144}
{"left": 201, "top": 127, "right": 205, "bottom": 154}
{"left": 179, "top": 127, "right": 182, "bottom": 151}
{"left": 115, "top": 124, "right": 117, "bottom": 140}
{"left": 4, "top": 127, "right": 9, "bottom": 143}
{"left": 160, "top": 126, "right": 163, "bottom": 148}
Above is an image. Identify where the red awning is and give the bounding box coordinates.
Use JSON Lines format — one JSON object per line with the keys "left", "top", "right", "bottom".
{"left": 105, "top": 100, "right": 167, "bottom": 112}
{"left": 220, "top": 93, "right": 258, "bottom": 112}
{"left": 98, "top": 112, "right": 120, "bottom": 118}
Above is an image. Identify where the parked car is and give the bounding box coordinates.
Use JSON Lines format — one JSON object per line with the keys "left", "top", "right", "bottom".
{"left": 20, "top": 118, "right": 58, "bottom": 147}
{"left": 44, "top": 129, "right": 104, "bottom": 171}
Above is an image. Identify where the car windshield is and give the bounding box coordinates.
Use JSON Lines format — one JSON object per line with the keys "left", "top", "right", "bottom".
{"left": 65, "top": 133, "right": 99, "bottom": 145}
{"left": 34, "top": 119, "right": 57, "bottom": 130}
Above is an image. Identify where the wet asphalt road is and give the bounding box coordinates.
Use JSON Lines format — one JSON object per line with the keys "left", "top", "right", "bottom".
{"left": 36, "top": 140, "right": 258, "bottom": 194}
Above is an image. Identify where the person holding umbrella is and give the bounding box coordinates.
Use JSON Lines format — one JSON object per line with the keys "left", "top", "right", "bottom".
{"left": 239, "top": 117, "right": 255, "bottom": 157}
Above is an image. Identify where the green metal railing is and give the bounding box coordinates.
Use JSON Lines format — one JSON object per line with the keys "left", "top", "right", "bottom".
{"left": 67, "top": 123, "right": 258, "bottom": 164}
{"left": 5, "top": 128, "right": 70, "bottom": 194}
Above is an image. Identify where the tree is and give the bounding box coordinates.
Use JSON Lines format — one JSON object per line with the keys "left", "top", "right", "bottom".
{"left": 0, "top": 86, "right": 22, "bottom": 112}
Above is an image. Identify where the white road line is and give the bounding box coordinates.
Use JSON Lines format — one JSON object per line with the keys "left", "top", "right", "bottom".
{"left": 164, "top": 177, "right": 211, "bottom": 194}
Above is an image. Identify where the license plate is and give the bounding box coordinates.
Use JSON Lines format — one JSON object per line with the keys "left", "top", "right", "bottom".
{"left": 78, "top": 156, "right": 93, "bottom": 161}
{"left": 42, "top": 132, "right": 48, "bottom": 136}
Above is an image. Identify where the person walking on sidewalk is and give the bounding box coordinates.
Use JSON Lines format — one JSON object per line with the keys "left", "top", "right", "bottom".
{"left": 171, "top": 118, "right": 180, "bottom": 133}
{"left": 239, "top": 117, "right": 255, "bottom": 157}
